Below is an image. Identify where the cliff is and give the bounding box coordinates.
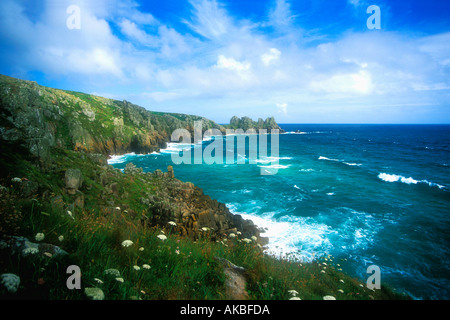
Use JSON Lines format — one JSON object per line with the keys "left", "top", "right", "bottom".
{"left": 0, "top": 74, "right": 265, "bottom": 242}
{"left": 0, "top": 75, "right": 408, "bottom": 300}
{"left": 226, "top": 116, "right": 284, "bottom": 132}
{"left": 0, "top": 74, "right": 224, "bottom": 166}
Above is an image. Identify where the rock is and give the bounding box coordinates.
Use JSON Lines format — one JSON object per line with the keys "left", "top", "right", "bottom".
{"left": 215, "top": 257, "right": 249, "bottom": 300}
{"left": 167, "top": 165, "right": 174, "bottom": 178}
{"left": 87, "top": 153, "right": 107, "bottom": 166}
{"left": 65, "top": 169, "right": 83, "bottom": 194}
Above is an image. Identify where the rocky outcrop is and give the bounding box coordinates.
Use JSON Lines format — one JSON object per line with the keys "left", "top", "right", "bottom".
{"left": 227, "top": 116, "right": 284, "bottom": 133}
{"left": 133, "top": 165, "right": 267, "bottom": 245}
{"left": 0, "top": 74, "right": 270, "bottom": 247}
{"left": 0, "top": 74, "right": 224, "bottom": 166}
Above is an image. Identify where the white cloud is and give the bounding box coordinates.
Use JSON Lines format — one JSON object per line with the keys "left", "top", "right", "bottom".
{"left": 276, "top": 103, "right": 288, "bottom": 115}
{"left": 261, "top": 48, "right": 281, "bottom": 66}
{"left": 268, "top": 0, "right": 297, "bottom": 30}
{"left": 184, "top": 0, "right": 233, "bottom": 40}
{"left": 0, "top": 0, "right": 448, "bottom": 123}
{"left": 215, "top": 55, "right": 250, "bottom": 72}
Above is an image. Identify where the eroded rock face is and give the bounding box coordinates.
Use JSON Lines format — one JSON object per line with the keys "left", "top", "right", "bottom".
{"left": 65, "top": 169, "right": 83, "bottom": 195}
{"left": 135, "top": 165, "right": 265, "bottom": 245}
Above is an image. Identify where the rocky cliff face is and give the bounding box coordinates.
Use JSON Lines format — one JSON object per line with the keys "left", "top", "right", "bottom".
{"left": 0, "top": 74, "right": 224, "bottom": 166}
{"left": 0, "top": 74, "right": 268, "bottom": 245}
{"left": 227, "top": 115, "right": 284, "bottom": 132}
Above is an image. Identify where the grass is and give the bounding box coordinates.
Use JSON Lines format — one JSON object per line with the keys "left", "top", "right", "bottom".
{"left": 0, "top": 146, "right": 410, "bottom": 301}
{"left": 0, "top": 185, "right": 410, "bottom": 300}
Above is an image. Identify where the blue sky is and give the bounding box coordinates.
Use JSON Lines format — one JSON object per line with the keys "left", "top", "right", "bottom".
{"left": 0, "top": 0, "right": 449, "bottom": 123}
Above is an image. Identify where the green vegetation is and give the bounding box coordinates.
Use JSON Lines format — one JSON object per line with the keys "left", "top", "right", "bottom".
{"left": 0, "top": 74, "right": 410, "bottom": 300}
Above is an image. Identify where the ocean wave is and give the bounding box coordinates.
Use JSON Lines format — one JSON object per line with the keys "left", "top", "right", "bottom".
{"left": 258, "top": 164, "right": 290, "bottom": 169}
{"left": 236, "top": 211, "right": 334, "bottom": 261}
{"left": 107, "top": 153, "right": 136, "bottom": 164}
{"left": 318, "top": 156, "right": 362, "bottom": 167}
{"left": 159, "top": 142, "right": 193, "bottom": 154}
{"left": 378, "top": 173, "right": 445, "bottom": 189}
{"left": 255, "top": 156, "right": 293, "bottom": 164}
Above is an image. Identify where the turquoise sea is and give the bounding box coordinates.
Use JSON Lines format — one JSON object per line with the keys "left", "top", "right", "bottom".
{"left": 109, "top": 124, "right": 450, "bottom": 300}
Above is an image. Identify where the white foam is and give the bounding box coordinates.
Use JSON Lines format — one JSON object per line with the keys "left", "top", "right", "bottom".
{"left": 160, "top": 142, "right": 193, "bottom": 154}
{"left": 107, "top": 153, "right": 136, "bottom": 164}
{"left": 318, "top": 156, "right": 339, "bottom": 161}
{"left": 258, "top": 164, "right": 290, "bottom": 169}
{"left": 319, "top": 156, "right": 362, "bottom": 166}
{"left": 229, "top": 208, "right": 335, "bottom": 261}
{"left": 344, "top": 162, "right": 362, "bottom": 166}
{"left": 378, "top": 173, "right": 445, "bottom": 189}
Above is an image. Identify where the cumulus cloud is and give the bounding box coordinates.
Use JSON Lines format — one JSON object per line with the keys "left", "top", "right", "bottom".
{"left": 277, "top": 103, "right": 288, "bottom": 115}
{"left": 261, "top": 48, "right": 281, "bottom": 66}
{"left": 0, "top": 0, "right": 448, "bottom": 123}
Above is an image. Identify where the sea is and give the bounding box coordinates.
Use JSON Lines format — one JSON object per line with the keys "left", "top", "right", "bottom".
{"left": 108, "top": 124, "right": 450, "bottom": 300}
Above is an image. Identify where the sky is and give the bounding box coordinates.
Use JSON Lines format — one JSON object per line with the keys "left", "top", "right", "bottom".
{"left": 0, "top": 0, "right": 449, "bottom": 124}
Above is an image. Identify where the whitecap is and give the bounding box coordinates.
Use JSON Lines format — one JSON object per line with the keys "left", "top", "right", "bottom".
{"left": 378, "top": 173, "right": 445, "bottom": 189}
{"left": 343, "top": 162, "right": 362, "bottom": 166}
{"left": 318, "top": 156, "right": 338, "bottom": 161}
{"left": 107, "top": 153, "right": 136, "bottom": 164}
{"left": 236, "top": 211, "right": 334, "bottom": 261}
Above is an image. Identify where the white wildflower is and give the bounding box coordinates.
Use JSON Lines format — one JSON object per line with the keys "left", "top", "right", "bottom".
{"left": 236, "top": 231, "right": 242, "bottom": 235}
{"left": 228, "top": 233, "right": 236, "bottom": 238}
{"left": 201, "top": 227, "right": 210, "bottom": 232}
{"left": 58, "top": 235, "right": 64, "bottom": 242}
{"left": 289, "top": 297, "right": 302, "bottom": 300}
{"left": 11, "top": 177, "right": 22, "bottom": 183}
{"left": 121, "top": 240, "right": 133, "bottom": 247}
{"left": 142, "top": 264, "right": 151, "bottom": 270}
{"left": 35, "top": 233, "right": 45, "bottom": 242}
{"left": 104, "top": 268, "right": 121, "bottom": 277}
{"left": 168, "top": 221, "right": 177, "bottom": 226}
{"left": 67, "top": 210, "right": 74, "bottom": 220}
{"left": 288, "top": 290, "right": 298, "bottom": 296}
{"left": 175, "top": 250, "right": 180, "bottom": 255}
{"left": 251, "top": 236, "right": 257, "bottom": 241}
{"left": 139, "top": 247, "right": 144, "bottom": 251}
{"left": 94, "top": 278, "right": 103, "bottom": 285}
{"left": 338, "top": 289, "right": 344, "bottom": 294}
{"left": 339, "top": 279, "right": 345, "bottom": 283}
{"left": 157, "top": 234, "right": 167, "bottom": 241}
{"left": 133, "top": 265, "right": 140, "bottom": 271}
{"left": 115, "top": 207, "right": 121, "bottom": 211}
{"left": 323, "top": 295, "right": 336, "bottom": 300}
{"left": 242, "top": 238, "right": 251, "bottom": 244}
{"left": 320, "top": 270, "right": 326, "bottom": 274}
{"left": 84, "top": 287, "right": 105, "bottom": 300}
{"left": 1, "top": 273, "right": 20, "bottom": 293}
{"left": 115, "top": 277, "right": 124, "bottom": 283}
{"left": 22, "top": 247, "right": 39, "bottom": 256}
{"left": 43, "top": 252, "right": 52, "bottom": 258}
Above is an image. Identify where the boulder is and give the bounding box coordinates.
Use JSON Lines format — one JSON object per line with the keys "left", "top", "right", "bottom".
{"left": 65, "top": 169, "right": 83, "bottom": 194}
{"left": 167, "top": 165, "right": 175, "bottom": 178}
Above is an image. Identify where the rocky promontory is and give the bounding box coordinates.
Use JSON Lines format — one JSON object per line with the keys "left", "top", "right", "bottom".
{"left": 0, "top": 74, "right": 268, "bottom": 246}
